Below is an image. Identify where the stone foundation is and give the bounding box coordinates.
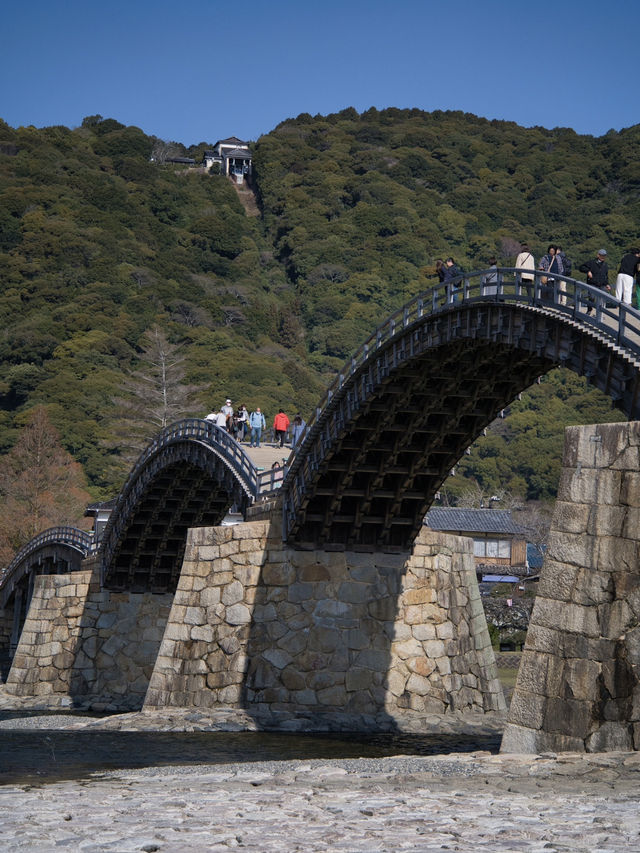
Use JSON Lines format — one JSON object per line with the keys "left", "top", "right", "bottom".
{"left": 5, "top": 561, "right": 172, "bottom": 710}
{"left": 145, "top": 513, "right": 504, "bottom": 727}
{"left": 502, "top": 421, "right": 640, "bottom": 752}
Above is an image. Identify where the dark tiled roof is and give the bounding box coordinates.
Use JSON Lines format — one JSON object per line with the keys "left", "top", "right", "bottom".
{"left": 85, "top": 498, "right": 117, "bottom": 516}
{"left": 425, "top": 508, "right": 524, "bottom": 535}
{"left": 216, "top": 136, "right": 248, "bottom": 147}
{"left": 223, "top": 147, "right": 252, "bottom": 158}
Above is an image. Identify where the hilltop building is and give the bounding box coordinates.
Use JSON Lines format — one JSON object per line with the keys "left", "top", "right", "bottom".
{"left": 203, "top": 137, "right": 252, "bottom": 183}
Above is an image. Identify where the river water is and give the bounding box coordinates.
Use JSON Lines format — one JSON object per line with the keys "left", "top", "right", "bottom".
{"left": 0, "top": 714, "right": 500, "bottom": 786}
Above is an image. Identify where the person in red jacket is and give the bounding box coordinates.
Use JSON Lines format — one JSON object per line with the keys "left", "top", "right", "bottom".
{"left": 273, "top": 409, "right": 290, "bottom": 448}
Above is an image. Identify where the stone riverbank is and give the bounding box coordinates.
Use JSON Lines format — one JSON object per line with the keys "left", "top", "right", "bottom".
{"left": 1, "top": 706, "right": 640, "bottom": 851}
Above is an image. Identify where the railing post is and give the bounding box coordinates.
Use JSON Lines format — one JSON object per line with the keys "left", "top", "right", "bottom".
{"left": 618, "top": 304, "right": 627, "bottom": 346}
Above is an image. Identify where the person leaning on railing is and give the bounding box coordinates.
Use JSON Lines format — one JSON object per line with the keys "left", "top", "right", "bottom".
{"left": 578, "top": 249, "right": 610, "bottom": 314}
{"left": 538, "top": 245, "right": 564, "bottom": 301}
{"left": 443, "top": 257, "right": 461, "bottom": 301}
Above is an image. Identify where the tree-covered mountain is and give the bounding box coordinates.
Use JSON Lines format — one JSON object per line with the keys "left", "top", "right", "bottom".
{"left": 0, "top": 115, "right": 325, "bottom": 494}
{"left": 255, "top": 107, "right": 640, "bottom": 365}
{"left": 0, "top": 108, "right": 637, "bottom": 512}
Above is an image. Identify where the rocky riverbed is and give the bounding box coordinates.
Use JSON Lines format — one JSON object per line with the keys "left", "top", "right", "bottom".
{"left": 1, "top": 705, "right": 640, "bottom": 851}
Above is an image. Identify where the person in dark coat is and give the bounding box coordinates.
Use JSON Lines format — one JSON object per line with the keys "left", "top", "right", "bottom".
{"left": 616, "top": 248, "right": 640, "bottom": 305}
{"left": 578, "top": 249, "right": 610, "bottom": 313}
{"left": 539, "top": 245, "right": 564, "bottom": 301}
{"left": 443, "top": 257, "right": 461, "bottom": 301}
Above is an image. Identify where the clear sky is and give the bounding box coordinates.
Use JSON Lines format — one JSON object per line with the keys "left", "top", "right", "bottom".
{"left": 1, "top": 0, "right": 635, "bottom": 145}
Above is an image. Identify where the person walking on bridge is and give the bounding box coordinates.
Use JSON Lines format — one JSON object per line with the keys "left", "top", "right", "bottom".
{"left": 291, "top": 413, "right": 306, "bottom": 447}
{"left": 249, "top": 407, "right": 266, "bottom": 447}
{"left": 515, "top": 244, "right": 535, "bottom": 297}
{"left": 616, "top": 248, "right": 640, "bottom": 305}
{"left": 221, "top": 398, "right": 234, "bottom": 433}
{"left": 236, "top": 404, "right": 248, "bottom": 442}
{"left": 273, "top": 409, "right": 290, "bottom": 448}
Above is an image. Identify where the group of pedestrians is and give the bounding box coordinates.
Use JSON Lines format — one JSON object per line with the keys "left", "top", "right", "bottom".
{"left": 438, "top": 244, "right": 640, "bottom": 309}
{"left": 205, "top": 400, "right": 250, "bottom": 439}
{"left": 513, "top": 242, "right": 640, "bottom": 308}
{"left": 206, "top": 402, "right": 306, "bottom": 449}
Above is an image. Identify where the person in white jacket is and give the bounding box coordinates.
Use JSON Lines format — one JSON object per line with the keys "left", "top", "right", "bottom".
{"left": 515, "top": 244, "right": 535, "bottom": 297}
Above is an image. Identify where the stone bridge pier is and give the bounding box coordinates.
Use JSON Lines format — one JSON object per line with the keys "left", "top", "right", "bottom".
{"left": 3, "top": 557, "right": 173, "bottom": 710}
{"left": 502, "top": 421, "right": 640, "bottom": 752}
{"left": 2, "top": 502, "right": 505, "bottom": 726}
{"left": 143, "top": 505, "right": 505, "bottom": 727}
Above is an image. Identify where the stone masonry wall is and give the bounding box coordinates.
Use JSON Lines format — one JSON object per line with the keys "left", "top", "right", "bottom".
{"left": 502, "top": 421, "right": 640, "bottom": 753}
{"left": 145, "top": 513, "right": 504, "bottom": 728}
{"left": 5, "top": 561, "right": 172, "bottom": 710}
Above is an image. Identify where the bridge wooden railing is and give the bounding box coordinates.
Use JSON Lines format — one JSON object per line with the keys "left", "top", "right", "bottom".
{"left": 287, "top": 268, "right": 640, "bottom": 471}
{"left": 138, "top": 418, "right": 281, "bottom": 499}
{"left": 136, "top": 418, "right": 262, "bottom": 495}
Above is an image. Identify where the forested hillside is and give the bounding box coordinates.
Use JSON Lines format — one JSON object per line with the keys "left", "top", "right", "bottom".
{"left": 255, "top": 107, "right": 640, "bottom": 365}
{"left": 0, "top": 115, "right": 326, "bottom": 495}
{"left": 0, "top": 108, "right": 637, "bottom": 521}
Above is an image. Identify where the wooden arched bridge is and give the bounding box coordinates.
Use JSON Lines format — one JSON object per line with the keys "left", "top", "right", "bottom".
{"left": 0, "top": 527, "right": 93, "bottom": 672}
{"left": 2, "top": 267, "right": 640, "bottom": 614}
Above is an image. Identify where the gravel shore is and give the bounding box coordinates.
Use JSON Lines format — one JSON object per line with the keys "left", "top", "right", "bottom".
{"left": 2, "top": 705, "right": 640, "bottom": 851}
{"left": 2, "top": 750, "right": 640, "bottom": 851}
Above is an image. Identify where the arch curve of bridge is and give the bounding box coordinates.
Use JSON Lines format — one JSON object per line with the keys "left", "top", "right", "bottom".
{"left": 99, "top": 420, "right": 261, "bottom": 593}
{"left": 284, "top": 273, "right": 640, "bottom": 550}
{"left": 0, "top": 527, "right": 93, "bottom": 611}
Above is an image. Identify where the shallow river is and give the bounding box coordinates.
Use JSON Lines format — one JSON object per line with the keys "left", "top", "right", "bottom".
{"left": 0, "top": 713, "right": 500, "bottom": 785}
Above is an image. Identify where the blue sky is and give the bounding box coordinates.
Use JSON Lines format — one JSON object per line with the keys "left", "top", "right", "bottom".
{"left": 1, "top": 0, "right": 635, "bottom": 145}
